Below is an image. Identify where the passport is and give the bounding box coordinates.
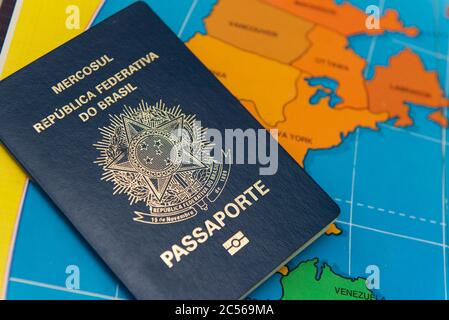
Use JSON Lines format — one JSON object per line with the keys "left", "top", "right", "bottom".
{"left": 0, "top": 2, "right": 339, "bottom": 299}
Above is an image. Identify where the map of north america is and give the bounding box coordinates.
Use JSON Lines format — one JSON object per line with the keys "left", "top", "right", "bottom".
{"left": 185, "top": 0, "right": 449, "bottom": 299}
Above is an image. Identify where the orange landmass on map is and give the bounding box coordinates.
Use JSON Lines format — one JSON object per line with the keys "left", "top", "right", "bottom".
{"left": 278, "top": 266, "right": 289, "bottom": 276}
{"left": 428, "top": 110, "right": 448, "bottom": 128}
{"left": 204, "top": 0, "right": 314, "bottom": 64}
{"left": 243, "top": 74, "right": 388, "bottom": 165}
{"left": 189, "top": 1, "right": 418, "bottom": 167}
{"left": 276, "top": 74, "right": 388, "bottom": 164}
{"left": 325, "top": 223, "right": 342, "bottom": 236}
{"left": 187, "top": 34, "right": 300, "bottom": 126}
{"left": 367, "top": 49, "right": 449, "bottom": 126}
{"left": 263, "top": 0, "right": 418, "bottom": 37}
{"left": 292, "top": 26, "right": 368, "bottom": 108}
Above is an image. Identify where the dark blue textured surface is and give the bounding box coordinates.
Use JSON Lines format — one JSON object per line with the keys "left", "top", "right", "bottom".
{"left": 0, "top": 2, "right": 338, "bottom": 299}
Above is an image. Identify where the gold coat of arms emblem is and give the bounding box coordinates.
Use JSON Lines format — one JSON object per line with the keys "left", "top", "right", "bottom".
{"left": 94, "top": 100, "right": 230, "bottom": 224}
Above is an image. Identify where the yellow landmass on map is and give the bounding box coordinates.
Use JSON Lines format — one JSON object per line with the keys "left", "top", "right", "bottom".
{"left": 187, "top": 33, "right": 300, "bottom": 127}
{"left": 428, "top": 110, "right": 448, "bottom": 128}
{"left": 1, "top": 0, "right": 102, "bottom": 77}
{"left": 292, "top": 26, "right": 368, "bottom": 109}
{"left": 278, "top": 266, "right": 289, "bottom": 276}
{"left": 325, "top": 223, "right": 342, "bottom": 236}
{"left": 0, "top": 0, "right": 103, "bottom": 299}
{"left": 204, "top": 0, "right": 314, "bottom": 64}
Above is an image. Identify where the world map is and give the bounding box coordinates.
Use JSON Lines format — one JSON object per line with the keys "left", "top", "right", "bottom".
{"left": 5, "top": 0, "right": 449, "bottom": 300}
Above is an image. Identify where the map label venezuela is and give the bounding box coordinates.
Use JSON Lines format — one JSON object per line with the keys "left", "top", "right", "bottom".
{"left": 281, "top": 259, "right": 378, "bottom": 300}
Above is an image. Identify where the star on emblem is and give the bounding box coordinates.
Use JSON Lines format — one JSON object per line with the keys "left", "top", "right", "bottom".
{"left": 140, "top": 142, "right": 148, "bottom": 151}
{"left": 154, "top": 139, "right": 163, "bottom": 148}
{"left": 105, "top": 116, "right": 207, "bottom": 201}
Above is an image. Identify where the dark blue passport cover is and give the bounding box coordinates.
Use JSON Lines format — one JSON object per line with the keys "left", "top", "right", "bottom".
{"left": 0, "top": 2, "right": 339, "bottom": 299}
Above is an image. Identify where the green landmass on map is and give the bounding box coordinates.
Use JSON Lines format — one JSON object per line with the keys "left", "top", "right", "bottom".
{"left": 281, "top": 259, "right": 377, "bottom": 300}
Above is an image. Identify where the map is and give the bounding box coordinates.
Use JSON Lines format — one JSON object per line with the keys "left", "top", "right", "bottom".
{"left": 4, "top": 0, "right": 449, "bottom": 299}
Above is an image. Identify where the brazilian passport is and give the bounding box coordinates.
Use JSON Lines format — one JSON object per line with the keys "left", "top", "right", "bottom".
{"left": 0, "top": 2, "right": 339, "bottom": 299}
